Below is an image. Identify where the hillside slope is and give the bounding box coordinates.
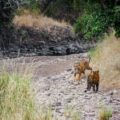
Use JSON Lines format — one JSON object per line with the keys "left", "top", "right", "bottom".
{"left": 0, "top": 14, "right": 96, "bottom": 57}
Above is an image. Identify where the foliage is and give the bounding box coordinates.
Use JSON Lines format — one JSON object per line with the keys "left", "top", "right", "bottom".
{"left": 41, "top": 0, "right": 120, "bottom": 39}
{"left": 0, "top": 0, "right": 14, "bottom": 25}
{"left": 22, "top": 0, "right": 40, "bottom": 14}
{"left": 74, "top": 5, "right": 112, "bottom": 39}
{"left": 0, "top": 0, "right": 40, "bottom": 25}
{"left": 113, "top": 6, "right": 120, "bottom": 37}
{"left": 43, "top": 0, "right": 85, "bottom": 23}
{"left": 0, "top": 0, "right": 24, "bottom": 25}
{"left": 0, "top": 0, "right": 40, "bottom": 48}
{"left": 74, "top": 1, "right": 120, "bottom": 39}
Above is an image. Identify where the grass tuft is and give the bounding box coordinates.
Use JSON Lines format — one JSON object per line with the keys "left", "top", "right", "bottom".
{"left": 64, "top": 105, "right": 80, "bottom": 120}
{"left": 99, "top": 107, "right": 112, "bottom": 120}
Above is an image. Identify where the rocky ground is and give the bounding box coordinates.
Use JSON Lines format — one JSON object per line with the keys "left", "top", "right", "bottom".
{"left": 30, "top": 53, "right": 120, "bottom": 120}
{"left": 0, "top": 24, "right": 96, "bottom": 57}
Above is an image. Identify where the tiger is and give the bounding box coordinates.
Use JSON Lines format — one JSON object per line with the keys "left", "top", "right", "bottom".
{"left": 74, "top": 57, "right": 92, "bottom": 81}
{"left": 74, "top": 68, "right": 82, "bottom": 81}
{"left": 86, "top": 70, "right": 100, "bottom": 92}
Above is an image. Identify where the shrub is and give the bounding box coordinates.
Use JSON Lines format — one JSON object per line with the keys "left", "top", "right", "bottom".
{"left": 99, "top": 107, "right": 112, "bottom": 120}
{"left": 21, "top": 0, "right": 40, "bottom": 14}
{"left": 113, "top": 6, "right": 120, "bottom": 37}
{"left": 74, "top": 5, "right": 111, "bottom": 39}
{"left": 74, "top": 1, "right": 120, "bottom": 39}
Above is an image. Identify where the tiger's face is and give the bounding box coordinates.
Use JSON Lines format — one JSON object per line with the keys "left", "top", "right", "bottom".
{"left": 90, "top": 70, "right": 99, "bottom": 81}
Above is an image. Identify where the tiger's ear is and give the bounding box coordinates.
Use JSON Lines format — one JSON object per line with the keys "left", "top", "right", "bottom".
{"left": 96, "top": 70, "right": 99, "bottom": 74}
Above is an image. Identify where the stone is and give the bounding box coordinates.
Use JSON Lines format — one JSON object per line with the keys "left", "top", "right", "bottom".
{"left": 56, "top": 102, "right": 62, "bottom": 106}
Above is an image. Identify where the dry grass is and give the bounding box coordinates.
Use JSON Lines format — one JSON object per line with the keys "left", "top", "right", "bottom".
{"left": 64, "top": 105, "right": 80, "bottom": 120}
{"left": 0, "top": 58, "right": 53, "bottom": 120}
{"left": 99, "top": 107, "right": 112, "bottom": 120}
{"left": 89, "top": 32, "right": 120, "bottom": 90}
{"left": 0, "top": 58, "right": 38, "bottom": 78}
{"left": 0, "top": 58, "right": 35, "bottom": 120}
{"left": 13, "top": 9, "right": 70, "bottom": 29}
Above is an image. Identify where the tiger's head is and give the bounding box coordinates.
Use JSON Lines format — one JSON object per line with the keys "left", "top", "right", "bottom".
{"left": 89, "top": 70, "right": 99, "bottom": 80}
{"left": 93, "top": 70, "right": 99, "bottom": 75}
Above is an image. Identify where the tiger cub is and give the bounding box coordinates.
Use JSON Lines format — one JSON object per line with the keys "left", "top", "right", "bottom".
{"left": 86, "top": 70, "right": 100, "bottom": 92}
{"left": 74, "top": 59, "right": 92, "bottom": 81}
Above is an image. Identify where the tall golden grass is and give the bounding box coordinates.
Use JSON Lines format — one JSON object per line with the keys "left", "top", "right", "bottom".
{"left": 13, "top": 9, "right": 69, "bottom": 29}
{"left": 89, "top": 32, "right": 120, "bottom": 90}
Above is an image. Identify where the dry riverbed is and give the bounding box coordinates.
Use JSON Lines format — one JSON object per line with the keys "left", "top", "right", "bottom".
{"left": 30, "top": 54, "right": 120, "bottom": 120}
{"left": 1, "top": 53, "right": 120, "bottom": 120}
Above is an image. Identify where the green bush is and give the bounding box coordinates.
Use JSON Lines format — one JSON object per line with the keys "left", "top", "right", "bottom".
{"left": 44, "top": 0, "right": 84, "bottom": 19}
{"left": 23, "top": 0, "right": 40, "bottom": 14}
{"left": 0, "top": 0, "right": 17, "bottom": 25}
{"left": 74, "top": 1, "right": 120, "bottom": 39}
{"left": 114, "top": 6, "right": 120, "bottom": 37}
{"left": 74, "top": 10, "right": 111, "bottom": 39}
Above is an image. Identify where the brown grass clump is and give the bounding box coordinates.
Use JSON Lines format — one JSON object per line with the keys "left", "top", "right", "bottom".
{"left": 13, "top": 9, "right": 69, "bottom": 29}
{"left": 89, "top": 32, "right": 120, "bottom": 90}
{"left": 99, "top": 107, "right": 112, "bottom": 120}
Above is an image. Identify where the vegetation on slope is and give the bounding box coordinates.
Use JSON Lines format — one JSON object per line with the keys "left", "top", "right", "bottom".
{"left": 1, "top": 0, "right": 120, "bottom": 41}
{"left": 38, "top": 0, "right": 120, "bottom": 39}
{"left": 13, "top": 10, "right": 68, "bottom": 29}
{"left": 74, "top": 0, "right": 120, "bottom": 39}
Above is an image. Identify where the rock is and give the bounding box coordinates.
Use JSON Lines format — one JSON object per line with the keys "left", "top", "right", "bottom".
{"left": 47, "top": 93, "right": 51, "bottom": 96}
{"left": 107, "top": 89, "right": 118, "bottom": 96}
{"left": 65, "top": 97, "right": 73, "bottom": 103}
{"left": 84, "top": 95, "right": 92, "bottom": 99}
{"left": 56, "top": 102, "right": 62, "bottom": 106}
{"left": 66, "top": 68, "right": 72, "bottom": 72}
{"left": 0, "top": 25, "right": 96, "bottom": 58}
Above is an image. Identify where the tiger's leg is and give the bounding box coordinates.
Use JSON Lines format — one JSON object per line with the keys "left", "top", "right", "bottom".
{"left": 74, "top": 73, "right": 76, "bottom": 77}
{"left": 85, "top": 79, "right": 90, "bottom": 92}
{"left": 96, "top": 82, "right": 99, "bottom": 92}
{"left": 86, "top": 77, "right": 89, "bottom": 89}
{"left": 92, "top": 84, "right": 96, "bottom": 92}
{"left": 87, "top": 81, "right": 92, "bottom": 91}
